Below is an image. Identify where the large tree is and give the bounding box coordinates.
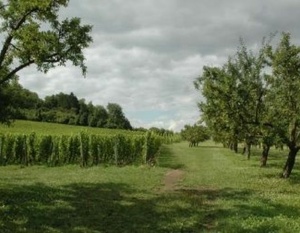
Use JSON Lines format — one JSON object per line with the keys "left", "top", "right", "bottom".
{"left": 265, "top": 32, "right": 300, "bottom": 178}
{"left": 194, "top": 65, "right": 241, "bottom": 151}
{"left": 228, "top": 40, "right": 268, "bottom": 159}
{"left": 0, "top": 0, "right": 92, "bottom": 123}
{"left": 195, "top": 38, "right": 272, "bottom": 160}
{"left": 181, "top": 124, "right": 210, "bottom": 147}
{"left": 106, "top": 103, "right": 132, "bottom": 130}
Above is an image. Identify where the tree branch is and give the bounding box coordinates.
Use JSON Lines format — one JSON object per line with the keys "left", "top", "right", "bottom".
{"left": 255, "top": 89, "right": 265, "bottom": 123}
{"left": 0, "top": 60, "right": 35, "bottom": 85}
{"left": 0, "top": 4, "right": 8, "bottom": 10}
{"left": 0, "top": 7, "right": 38, "bottom": 68}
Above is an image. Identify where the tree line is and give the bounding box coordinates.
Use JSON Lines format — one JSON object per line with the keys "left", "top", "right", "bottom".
{"left": 1, "top": 79, "right": 132, "bottom": 130}
{"left": 194, "top": 32, "right": 300, "bottom": 178}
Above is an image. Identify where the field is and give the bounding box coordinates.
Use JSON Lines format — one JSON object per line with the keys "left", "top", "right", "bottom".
{"left": 0, "top": 121, "right": 169, "bottom": 167}
{"left": 0, "top": 120, "right": 144, "bottom": 136}
{"left": 1, "top": 130, "right": 300, "bottom": 232}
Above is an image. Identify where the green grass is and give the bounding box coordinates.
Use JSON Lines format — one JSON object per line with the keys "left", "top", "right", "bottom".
{"left": 1, "top": 141, "right": 300, "bottom": 232}
{"left": 161, "top": 141, "right": 300, "bottom": 232}
{"left": 0, "top": 165, "right": 169, "bottom": 232}
{"left": 0, "top": 120, "right": 142, "bottom": 135}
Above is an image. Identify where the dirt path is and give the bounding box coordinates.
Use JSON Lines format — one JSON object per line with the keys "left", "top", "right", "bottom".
{"left": 161, "top": 169, "right": 184, "bottom": 191}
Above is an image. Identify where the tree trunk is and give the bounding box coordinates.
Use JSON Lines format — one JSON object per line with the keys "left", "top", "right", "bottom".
{"left": 246, "top": 143, "right": 251, "bottom": 160}
{"left": 260, "top": 144, "right": 270, "bottom": 167}
{"left": 229, "top": 142, "right": 234, "bottom": 150}
{"left": 242, "top": 141, "right": 251, "bottom": 159}
{"left": 229, "top": 140, "right": 238, "bottom": 153}
{"left": 282, "top": 146, "right": 299, "bottom": 178}
{"left": 233, "top": 141, "right": 238, "bottom": 153}
{"left": 242, "top": 144, "right": 246, "bottom": 155}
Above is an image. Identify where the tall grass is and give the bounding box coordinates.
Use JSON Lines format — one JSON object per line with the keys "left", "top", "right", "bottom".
{"left": 0, "top": 120, "right": 183, "bottom": 167}
{"left": 0, "top": 132, "right": 163, "bottom": 167}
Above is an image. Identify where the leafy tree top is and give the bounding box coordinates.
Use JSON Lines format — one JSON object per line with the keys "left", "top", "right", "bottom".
{"left": 0, "top": 0, "right": 93, "bottom": 85}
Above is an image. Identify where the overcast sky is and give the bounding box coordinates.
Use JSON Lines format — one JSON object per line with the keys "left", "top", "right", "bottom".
{"left": 18, "top": 0, "right": 300, "bottom": 131}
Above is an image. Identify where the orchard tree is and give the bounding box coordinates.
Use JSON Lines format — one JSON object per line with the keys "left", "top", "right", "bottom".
{"left": 265, "top": 32, "right": 300, "bottom": 178}
{"left": 195, "top": 32, "right": 300, "bottom": 177}
{"left": 260, "top": 127, "right": 279, "bottom": 167}
{"left": 195, "top": 39, "right": 270, "bottom": 159}
{"left": 181, "top": 124, "right": 210, "bottom": 147}
{"left": 194, "top": 64, "right": 242, "bottom": 152}
{"left": 229, "top": 40, "right": 268, "bottom": 159}
{"left": 0, "top": 0, "right": 93, "bottom": 123}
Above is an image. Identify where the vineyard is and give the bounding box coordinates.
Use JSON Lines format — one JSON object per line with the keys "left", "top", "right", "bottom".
{"left": 0, "top": 121, "right": 181, "bottom": 167}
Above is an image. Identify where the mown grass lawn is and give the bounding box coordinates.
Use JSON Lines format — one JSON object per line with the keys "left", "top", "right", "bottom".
{"left": 1, "top": 141, "right": 300, "bottom": 232}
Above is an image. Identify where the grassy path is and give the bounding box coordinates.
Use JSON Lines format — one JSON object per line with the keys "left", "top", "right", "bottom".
{"left": 160, "top": 141, "right": 300, "bottom": 232}
{"left": 161, "top": 141, "right": 239, "bottom": 187}
{"left": 1, "top": 141, "right": 300, "bottom": 232}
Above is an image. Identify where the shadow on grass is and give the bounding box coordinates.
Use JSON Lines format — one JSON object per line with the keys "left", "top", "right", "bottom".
{"left": 196, "top": 145, "right": 224, "bottom": 149}
{"left": 0, "top": 182, "right": 183, "bottom": 232}
{"left": 1, "top": 183, "right": 300, "bottom": 232}
{"left": 287, "top": 170, "right": 300, "bottom": 184}
{"left": 176, "top": 187, "right": 300, "bottom": 232}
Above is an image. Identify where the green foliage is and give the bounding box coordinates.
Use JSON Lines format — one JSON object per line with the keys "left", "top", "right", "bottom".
{"left": 27, "top": 132, "right": 37, "bottom": 163}
{"left": 67, "top": 134, "right": 80, "bottom": 164}
{"left": 265, "top": 32, "right": 300, "bottom": 144}
{"left": 2, "top": 134, "right": 15, "bottom": 164}
{"left": 0, "top": 131, "right": 163, "bottom": 167}
{"left": 0, "top": 83, "right": 16, "bottom": 124}
{"left": 38, "top": 135, "right": 53, "bottom": 163}
{"left": 195, "top": 32, "right": 300, "bottom": 176}
{"left": 1, "top": 79, "right": 133, "bottom": 130}
{"left": 195, "top": 38, "right": 268, "bottom": 148}
{"left": 0, "top": 134, "right": 4, "bottom": 164}
{"left": 106, "top": 103, "right": 132, "bottom": 130}
{"left": 143, "top": 131, "right": 162, "bottom": 165}
{"left": 79, "top": 131, "right": 90, "bottom": 167}
{"left": 149, "top": 127, "right": 182, "bottom": 144}
{"left": 58, "top": 135, "right": 69, "bottom": 164}
{"left": 0, "top": 0, "right": 92, "bottom": 123}
{"left": 181, "top": 124, "right": 210, "bottom": 146}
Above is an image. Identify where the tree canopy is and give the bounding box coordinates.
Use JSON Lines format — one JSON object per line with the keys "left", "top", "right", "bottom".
{"left": 0, "top": 0, "right": 92, "bottom": 123}
{"left": 4, "top": 80, "right": 133, "bottom": 130}
{"left": 195, "top": 32, "right": 300, "bottom": 177}
{"left": 181, "top": 124, "right": 210, "bottom": 147}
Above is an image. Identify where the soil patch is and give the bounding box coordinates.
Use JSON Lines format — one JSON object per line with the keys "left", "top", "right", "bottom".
{"left": 161, "top": 169, "right": 184, "bottom": 191}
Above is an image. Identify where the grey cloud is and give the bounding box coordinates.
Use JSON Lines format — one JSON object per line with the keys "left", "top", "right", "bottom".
{"left": 18, "top": 0, "right": 300, "bottom": 131}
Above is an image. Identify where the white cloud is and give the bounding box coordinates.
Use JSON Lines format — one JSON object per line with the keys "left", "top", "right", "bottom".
{"left": 18, "top": 0, "right": 300, "bottom": 131}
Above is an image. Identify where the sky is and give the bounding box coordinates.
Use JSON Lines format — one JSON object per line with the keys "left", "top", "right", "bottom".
{"left": 18, "top": 0, "right": 300, "bottom": 132}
